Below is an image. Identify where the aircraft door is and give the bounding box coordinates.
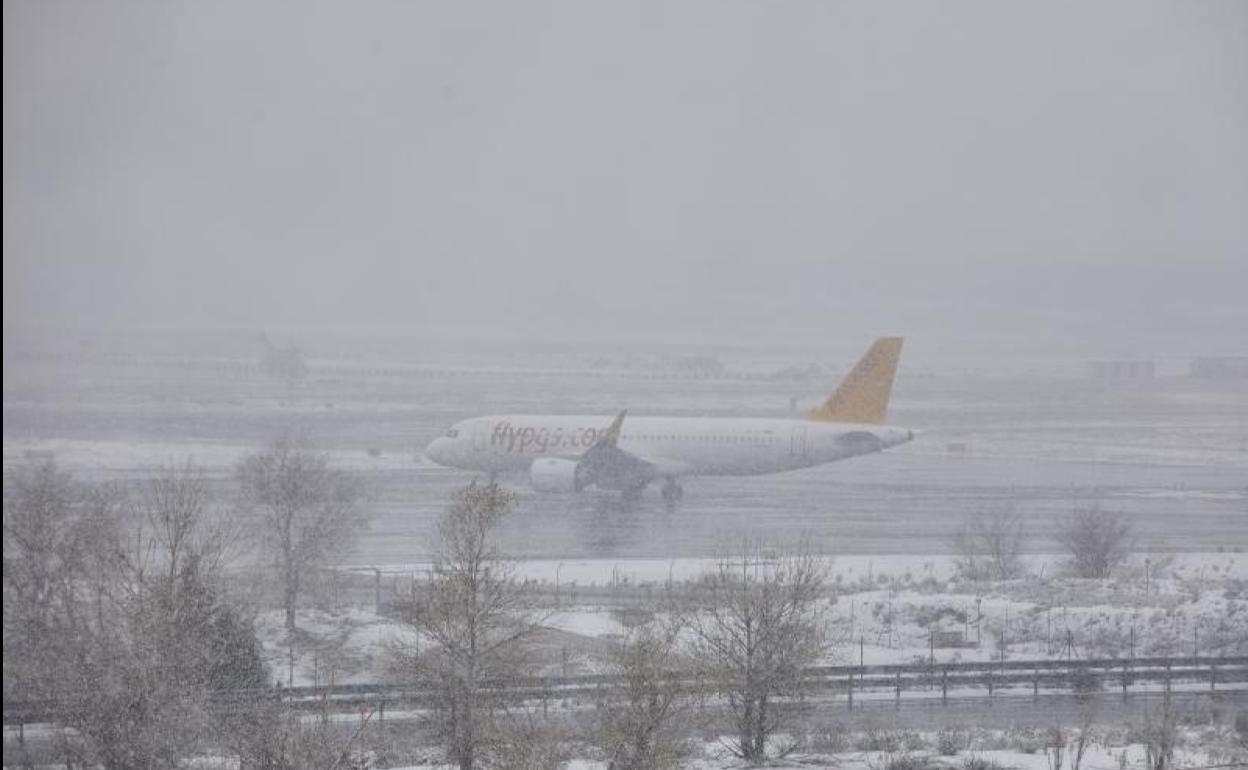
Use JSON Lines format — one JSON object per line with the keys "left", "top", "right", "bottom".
{"left": 473, "top": 422, "right": 489, "bottom": 452}
{"left": 789, "top": 425, "right": 809, "bottom": 459}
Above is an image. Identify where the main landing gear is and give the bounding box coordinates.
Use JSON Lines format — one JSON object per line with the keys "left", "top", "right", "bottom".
{"left": 661, "top": 478, "right": 683, "bottom": 504}
{"left": 621, "top": 482, "right": 647, "bottom": 501}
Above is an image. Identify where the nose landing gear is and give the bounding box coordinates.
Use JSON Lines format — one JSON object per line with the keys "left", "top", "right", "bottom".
{"left": 661, "top": 478, "right": 683, "bottom": 504}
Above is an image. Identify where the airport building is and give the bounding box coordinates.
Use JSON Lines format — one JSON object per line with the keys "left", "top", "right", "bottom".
{"left": 1086, "top": 360, "right": 1155, "bottom": 383}
{"left": 1189, "top": 356, "right": 1248, "bottom": 379}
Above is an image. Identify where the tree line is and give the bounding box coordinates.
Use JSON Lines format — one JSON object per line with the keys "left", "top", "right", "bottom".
{"left": 6, "top": 454, "right": 841, "bottom": 769}
{"left": 388, "top": 480, "right": 835, "bottom": 769}
{"left": 952, "top": 506, "right": 1133, "bottom": 582}
{"left": 3, "top": 443, "right": 367, "bottom": 769}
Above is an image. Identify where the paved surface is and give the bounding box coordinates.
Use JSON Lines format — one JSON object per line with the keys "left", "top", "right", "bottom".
{"left": 5, "top": 343, "right": 1246, "bottom": 562}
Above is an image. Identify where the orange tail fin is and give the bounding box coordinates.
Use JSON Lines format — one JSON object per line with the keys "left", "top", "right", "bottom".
{"left": 808, "top": 337, "right": 903, "bottom": 424}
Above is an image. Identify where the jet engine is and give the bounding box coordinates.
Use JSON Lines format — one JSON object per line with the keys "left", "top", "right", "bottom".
{"left": 529, "top": 458, "right": 587, "bottom": 493}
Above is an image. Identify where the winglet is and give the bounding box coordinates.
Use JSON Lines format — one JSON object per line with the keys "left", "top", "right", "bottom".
{"left": 583, "top": 410, "right": 628, "bottom": 457}
{"left": 603, "top": 409, "right": 627, "bottom": 442}
{"left": 808, "top": 337, "right": 903, "bottom": 424}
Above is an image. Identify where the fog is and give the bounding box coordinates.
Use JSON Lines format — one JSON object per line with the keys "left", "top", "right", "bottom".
{"left": 6, "top": 5, "right": 1248, "bottom": 764}
{"left": 5, "top": 1, "right": 1247, "bottom": 349}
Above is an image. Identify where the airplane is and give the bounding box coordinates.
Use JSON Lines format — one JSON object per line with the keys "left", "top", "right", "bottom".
{"left": 424, "top": 337, "right": 914, "bottom": 502}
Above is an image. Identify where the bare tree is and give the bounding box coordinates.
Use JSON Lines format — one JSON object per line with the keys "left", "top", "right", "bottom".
{"left": 238, "top": 440, "right": 366, "bottom": 630}
{"left": 390, "top": 480, "right": 544, "bottom": 770}
{"left": 488, "top": 708, "right": 573, "bottom": 770}
{"left": 230, "top": 703, "right": 377, "bottom": 770}
{"left": 3, "top": 461, "right": 269, "bottom": 769}
{"left": 70, "top": 463, "right": 268, "bottom": 770}
{"left": 594, "top": 611, "right": 693, "bottom": 770}
{"left": 2, "top": 459, "right": 97, "bottom": 715}
{"left": 1056, "top": 507, "right": 1132, "bottom": 579}
{"left": 128, "top": 461, "right": 244, "bottom": 591}
{"left": 1045, "top": 712, "right": 1096, "bottom": 770}
{"left": 951, "top": 508, "right": 1026, "bottom": 581}
{"left": 1067, "top": 721, "right": 1095, "bottom": 770}
{"left": 1062, "top": 680, "right": 1100, "bottom": 770}
{"left": 689, "top": 543, "right": 830, "bottom": 763}
{"left": 1139, "top": 699, "right": 1179, "bottom": 770}
{"left": 1045, "top": 724, "right": 1067, "bottom": 770}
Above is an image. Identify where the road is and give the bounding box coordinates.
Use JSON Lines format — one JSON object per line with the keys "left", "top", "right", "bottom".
{"left": 826, "top": 689, "right": 1248, "bottom": 730}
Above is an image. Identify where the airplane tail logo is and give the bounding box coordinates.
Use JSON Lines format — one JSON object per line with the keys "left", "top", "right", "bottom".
{"left": 808, "top": 337, "right": 903, "bottom": 425}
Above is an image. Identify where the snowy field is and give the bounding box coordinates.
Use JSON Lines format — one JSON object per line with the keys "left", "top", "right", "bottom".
{"left": 260, "top": 551, "right": 1248, "bottom": 688}
{"left": 389, "top": 737, "right": 1247, "bottom": 770}
{"left": 13, "top": 709, "right": 1246, "bottom": 770}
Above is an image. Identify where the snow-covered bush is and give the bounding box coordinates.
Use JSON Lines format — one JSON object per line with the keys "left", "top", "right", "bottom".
{"left": 937, "top": 725, "right": 971, "bottom": 756}
{"left": 961, "top": 756, "right": 1006, "bottom": 770}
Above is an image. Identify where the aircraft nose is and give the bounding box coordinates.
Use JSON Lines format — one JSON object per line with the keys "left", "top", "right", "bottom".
{"left": 425, "top": 437, "right": 450, "bottom": 465}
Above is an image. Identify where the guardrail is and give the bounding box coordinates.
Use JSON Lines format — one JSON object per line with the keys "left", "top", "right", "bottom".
{"left": 824, "top": 656, "right": 1247, "bottom": 710}
{"left": 7, "top": 656, "right": 1244, "bottom": 726}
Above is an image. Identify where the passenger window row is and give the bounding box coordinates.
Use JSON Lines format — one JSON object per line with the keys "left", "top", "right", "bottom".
{"left": 620, "top": 434, "right": 777, "bottom": 444}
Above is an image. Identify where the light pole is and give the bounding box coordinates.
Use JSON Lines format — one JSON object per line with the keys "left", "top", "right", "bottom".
{"left": 555, "top": 561, "right": 564, "bottom": 608}
{"left": 1003, "top": 606, "right": 1009, "bottom": 660}
{"left": 888, "top": 595, "right": 895, "bottom": 649}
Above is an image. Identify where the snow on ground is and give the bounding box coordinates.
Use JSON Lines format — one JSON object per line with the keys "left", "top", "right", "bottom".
{"left": 353, "top": 553, "right": 1248, "bottom": 587}
{"left": 2, "top": 437, "right": 426, "bottom": 475}
{"left": 343, "top": 556, "right": 729, "bottom": 585}
{"left": 1110, "top": 488, "right": 1248, "bottom": 501}
{"left": 386, "top": 731, "right": 1245, "bottom": 770}
{"left": 19, "top": 720, "right": 1247, "bottom": 769}
{"left": 254, "top": 608, "right": 634, "bottom": 688}
{"left": 821, "top": 553, "right": 1248, "bottom": 665}
{"left": 262, "top": 551, "right": 1247, "bottom": 686}
{"left": 904, "top": 432, "right": 1248, "bottom": 469}
{"left": 255, "top": 607, "right": 421, "bottom": 687}
{"left": 544, "top": 610, "right": 628, "bottom": 639}
{"left": 255, "top": 608, "right": 632, "bottom": 689}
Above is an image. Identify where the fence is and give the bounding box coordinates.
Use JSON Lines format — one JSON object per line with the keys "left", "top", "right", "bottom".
{"left": 6, "top": 655, "right": 1244, "bottom": 728}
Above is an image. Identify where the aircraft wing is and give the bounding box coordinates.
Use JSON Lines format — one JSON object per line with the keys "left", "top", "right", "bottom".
{"left": 631, "top": 454, "right": 693, "bottom": 477}
{"left": 575, "top": 410, "right": 653, "bottom": 490}
{"left": 575, "top": 410, "right": 690, "bottom": 490}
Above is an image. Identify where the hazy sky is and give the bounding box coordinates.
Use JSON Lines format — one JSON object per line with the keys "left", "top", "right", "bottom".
{"left": 5, "top": 1, "right": 1247, "bottom": 346}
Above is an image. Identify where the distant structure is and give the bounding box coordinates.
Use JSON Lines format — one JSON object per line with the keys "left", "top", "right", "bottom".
{"left": 1086, "top": 360, "right": 1155, "bottom": 383}
{"left": 666, "top": 354, "right": 726, "bottom": 378}
{"left": 257, "top": 332, "right": 308, "bottom": 386}
{"left": 769, "top": 363, "right": 823, "bottom": 381}
{"left": 929, "top": 611, "right": 975, "bottom": 649}
{"left": 1190, "top": 356, "right": 1248, "bottom": 380}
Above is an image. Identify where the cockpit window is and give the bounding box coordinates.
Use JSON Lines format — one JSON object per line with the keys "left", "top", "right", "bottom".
{"left": 446, "top": 429, "right": 459, "bottom": 438}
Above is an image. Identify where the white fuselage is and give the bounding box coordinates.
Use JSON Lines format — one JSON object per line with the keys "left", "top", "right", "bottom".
{"left": 425, "top": 415, "right": 914, "bottom": 477}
